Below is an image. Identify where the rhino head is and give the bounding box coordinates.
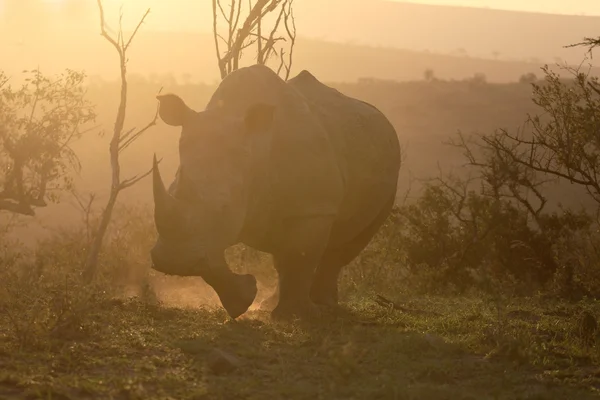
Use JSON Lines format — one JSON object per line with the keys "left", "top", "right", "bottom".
{"left": 150, "top": 93, "right": 275, "bottom": 319}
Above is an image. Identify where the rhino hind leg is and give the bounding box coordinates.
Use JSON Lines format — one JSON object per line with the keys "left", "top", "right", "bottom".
{"left": 269, "top": 217, "right": 333, "bottom": 320}
{"left": 270, "top": 256, "right": 322, "bottom": 320}
{"left": 310, "top": 194, "right": 396, "bottom": 307}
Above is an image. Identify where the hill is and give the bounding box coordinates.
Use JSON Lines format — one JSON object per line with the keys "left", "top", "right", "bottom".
{"left": 296, "top": 0, "right": 600, "bottom": 65}
{"left": 6, "top": 0, "right": 597, "bottom": 65}
{"left": 2, "top": 29, "right": 598, "bottom": 86}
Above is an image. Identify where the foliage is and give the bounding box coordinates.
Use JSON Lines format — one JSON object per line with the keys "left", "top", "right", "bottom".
{"left": 352, "top": 183, "right": 599, "bottom": 297}
{"left": 480, "top": 65, "right": 600, "bottom": 204}
{"left": 346, "top": 39, "right": 600, "bottom": 299}
{"left": 0, "top": 69, "right": 96, "bottom": 215}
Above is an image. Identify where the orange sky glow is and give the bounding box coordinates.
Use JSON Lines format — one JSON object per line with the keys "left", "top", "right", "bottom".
{"left": 30, "top": 0, "right": 600, "bottom": 16}
{"left": 400, "top": 0, "right": 600, "bottom": 15}
{"left": 1, "top": 1, "right": 599, "bottom": 35}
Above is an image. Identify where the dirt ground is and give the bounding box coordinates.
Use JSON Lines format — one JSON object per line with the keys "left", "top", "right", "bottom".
{"left": 1, "top": 293, "right": 599, "bottom": 400}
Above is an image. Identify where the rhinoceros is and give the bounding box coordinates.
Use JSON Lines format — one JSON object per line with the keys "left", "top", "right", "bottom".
{"left": 151, "top": 64, "right": 401, "bottom": 319}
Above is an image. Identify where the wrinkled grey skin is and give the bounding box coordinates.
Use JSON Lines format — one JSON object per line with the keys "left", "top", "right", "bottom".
{"left": 151, "top": 65, "right": 401, "bottom": 319}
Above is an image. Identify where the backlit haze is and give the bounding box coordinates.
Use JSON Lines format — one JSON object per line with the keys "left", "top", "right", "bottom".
{"left": 2, "top": 0, "right": 600, "bottom": 243}
{"left": 2, "top": 0, "right": 600, "bottom": 83}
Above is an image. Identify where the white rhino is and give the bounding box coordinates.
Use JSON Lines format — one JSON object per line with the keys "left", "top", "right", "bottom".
{"left": 151, "top": 64, "right": 401, "bottom": 319}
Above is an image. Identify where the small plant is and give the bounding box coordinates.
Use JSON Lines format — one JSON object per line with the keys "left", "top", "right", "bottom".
{"left": 0, "top": 255, "right": 106, "bottom": 348}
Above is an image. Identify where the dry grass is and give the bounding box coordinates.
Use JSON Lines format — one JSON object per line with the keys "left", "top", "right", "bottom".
{"left": 1, "top": 209, "right": 600, "bottom": 399}
{"left": 1, "top": 291, "right": 599, "bottom": 399}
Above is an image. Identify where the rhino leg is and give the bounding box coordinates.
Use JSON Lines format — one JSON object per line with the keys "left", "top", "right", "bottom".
{"left": 270, "top": 216, "right": 333, "bottom": 320}
{"left": 309, "top": 251, "right": 347, "bottom": 307}
{"left": 311, "top": 194, "right": 396, "bottom": 306}
{"left": 310, "top": 236, "right": 378, "bottom": 307}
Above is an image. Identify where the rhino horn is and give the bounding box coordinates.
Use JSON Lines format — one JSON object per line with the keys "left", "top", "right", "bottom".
{"left": 152, "top": 154, "right": 179, "bottom": 234}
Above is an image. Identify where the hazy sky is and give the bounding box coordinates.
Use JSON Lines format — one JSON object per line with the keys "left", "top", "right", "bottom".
{"left": 29, "top": 0, "right": 600, "bottom": 17}
{"left": 2, "top": 0, "right": 599, "bottom": 37}
{"left": 2, "top": 0, "right": 598, "bottom": 24}
{"left": 401, "top": 0, "right": 600, "bottom": 15}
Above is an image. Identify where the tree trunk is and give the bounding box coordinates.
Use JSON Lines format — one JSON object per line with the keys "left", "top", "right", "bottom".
{"left": 82, "top": 189, "right": 119, "bottom": 283}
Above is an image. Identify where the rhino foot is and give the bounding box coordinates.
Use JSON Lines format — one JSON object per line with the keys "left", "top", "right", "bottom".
{"left": 310, "top": 291, "right": 338, "bottom": 308}
{"left": 213, "top": 273, "right": 258, "bottom": 319}
{"left": 271, "top": 300, "right": 323, "bottom": 321}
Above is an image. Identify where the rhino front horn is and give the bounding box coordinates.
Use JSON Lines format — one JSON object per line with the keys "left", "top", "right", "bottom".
{"left": 152, "top": 155, "right": 179, "bottom": 234}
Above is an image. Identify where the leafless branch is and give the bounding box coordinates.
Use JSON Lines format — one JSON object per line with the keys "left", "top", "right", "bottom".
{"left": 282, "top": 0, "right": 296, "bottom": 80}
{"left": 119, "top": 157, "right": 162, "bottom": 190}
{"left": 84, "top": 1, "right": 156, "bottom": 282}
{"left": 259, "top": 4, "right": 286, "bottom": 63}
{"left": 118, "top": 100, "right": 160, "bottom": 152}
{"left": 211, "top": 0, "right": 296, "bottom": 80}
{"left": 119, "top": 166, "right": 155, "bottom": 190}
{"left": 124, "top": 9, "right": 150, "bottom": 51}
{"left": 212, "top": 0, "right": 226, "bottom": 79}
{"left": 70, "top": 189, "right": 97, "bottom": 244}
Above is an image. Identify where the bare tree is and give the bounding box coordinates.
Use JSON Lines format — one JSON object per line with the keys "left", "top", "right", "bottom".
{"left": 82, "top": 1, "right": 159, "bottom": 282}
{"left": 566, "top": 36, "right": 600, "bottom": 54}
{"left": 475, "top": 65, "right": 600, "bottom": 207}
{"left": 421, "top": 36, "right": 600, "bottom": 290}
{"left": 447, "top": 131, "right": 550, "bottom": 229}
{"left": 0, "top": 69, "right": 96, "bottom": 216}
{"left": 212, "top": 0, "right": 296, "bottom": 80}
{"left": 434, "top": 38, "right": 600, "bottom": 222}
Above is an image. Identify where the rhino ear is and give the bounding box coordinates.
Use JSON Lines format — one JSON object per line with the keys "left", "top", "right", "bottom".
{"left": 244, "top": 103, "right": 275, "bottom": 134}
{"left": 156, "top": 94, "right": 193, "bottom": 127}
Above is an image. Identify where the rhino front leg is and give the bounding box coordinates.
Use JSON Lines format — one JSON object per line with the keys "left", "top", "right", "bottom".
{"left": 270, "top": 216, "right": 333, "bottom": 320}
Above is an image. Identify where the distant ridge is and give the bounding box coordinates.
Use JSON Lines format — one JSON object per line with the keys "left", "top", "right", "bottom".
{"left": 2, "top": 29, "right": 599, "bottom": 85}
{"left": 295, "top": 0, "right": 600, "bottom": 64}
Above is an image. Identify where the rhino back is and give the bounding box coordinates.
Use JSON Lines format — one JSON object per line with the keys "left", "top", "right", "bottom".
{"left": 288, "top": 71, "right": 401, "bottom": 242}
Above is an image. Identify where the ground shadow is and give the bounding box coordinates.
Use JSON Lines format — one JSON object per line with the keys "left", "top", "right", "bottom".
{"left": 1, "top": 297, "right": 598, "bottom": 400}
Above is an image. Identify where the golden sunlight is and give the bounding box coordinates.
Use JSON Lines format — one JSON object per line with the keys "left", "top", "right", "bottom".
{"left": 3, "top": 0, "right": 600, "bottom": 398}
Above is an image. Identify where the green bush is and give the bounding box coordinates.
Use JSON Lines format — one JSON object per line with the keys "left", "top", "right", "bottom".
{"left": 347, "top": 182, "right": 600, "bottom": 298}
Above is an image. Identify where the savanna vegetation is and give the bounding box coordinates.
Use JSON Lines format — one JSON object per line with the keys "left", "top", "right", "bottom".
{"left": 2, "top": 1, "right": 600, "bottom": 398}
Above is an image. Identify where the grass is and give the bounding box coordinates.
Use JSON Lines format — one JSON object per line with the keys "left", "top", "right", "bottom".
{"left": 1, "top": 205, "right": 600, "bottom": 399}
{"left": 1, "top": 288, "right": 599, "bottom": 400}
